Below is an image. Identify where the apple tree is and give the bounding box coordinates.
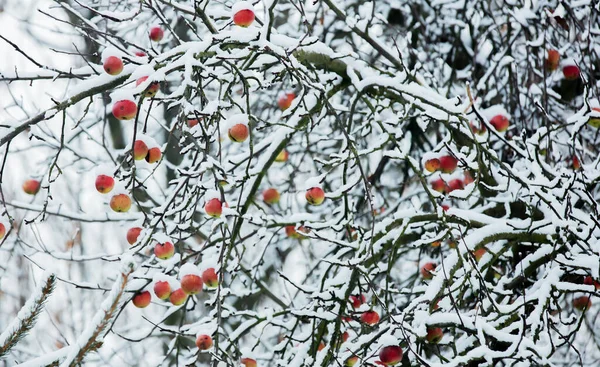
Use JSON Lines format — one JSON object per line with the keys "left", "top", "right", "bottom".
{"left": 1, "top": 0, "right": 600, "bottom": 366}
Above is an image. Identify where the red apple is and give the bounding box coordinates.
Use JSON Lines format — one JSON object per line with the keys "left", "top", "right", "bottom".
{"left": 132, "top": 291, "right": 151, "bottom": 308}
{"left": 571, "top": 156, "right": 580, "bottom": 170}
{"left": 233, "top": 8, "right": 255, "bottom": 27}
{"left": 188, "top": 118, "right": 199, "bottom": 127}
{"left": 426, "top": 327, "right": 443, "bottom": 343}
{"left": 95, "top": 174, "right": 114, "bottom": 194}
{"left": 306, "top": 187, "right": 325, "bottom": 205}
{"left": 205, "top": 198, "right": 223, "bottom": 218}
{"left": 127, "top": 227, "right": 142, "bottom": 245}
{"left": 545, "top": 49, "right": 560, "bottom": 71}
{"left": 490, "top": 114, "right": 510, "bottom": 132}
{"left": 110, "top": 194, "right": 132, "bottom": 212}
{"left": 421, "top": 262, "right": 436, "bottom": 280}
{"left": 573, "top": 296, "right": 591, "bottom": 311}
{"left": 181, "top": 274, "right": 203, "bottom": 295}
{"left": 278, "top": 93, "right": 295, "bottom": 110}
{"left": 285, "top": 225, "right": 303, "bottom": 239}
{"left": 136, "top": 76, "right": 159, "bottom": 98}
{"left": 463, "top": 171, "right": 474, "bottom": 185}
{"left": 154, "top": 241, "right": 175, "bottom": 260}
{"left": 169, "top": 288, "right": 188, "bottom": 306}
{"left": 470, "top": 121, "right": 486, "bottom": 135}
{"left": 446, "top": 179, "right": 464, "bottom": 193}
{"left": 133, "top": 140, "right": 148, "bottom": 160}
{"left": 439, "top": 155, "right": 458, "bottom": 173}
{"left": 349, "top": 294, "right": 366, "bottom": 308}
{"left": 241, "top": 358, "right": 257, "bottom": 367}
{"left": 275, "top": 150, "right": 289, "bottom": 162}
{"left": 149, "top": 26, "right": 164, "bottom": 42}
{"left": 588, "top": 107, "right": 600, "bottom": 128}
{"left": 103, "top": 56, "right": 123, "bottom": 75}
{"left": 0, "top": 223, "right": 6, "bottom": 240}
{"left": 379, "top": 345, "right": 403, "bottom": 366}
{"left": 262, "top": 188, "right": 280, "bottom": 204}
{"left": 342, "top": 331, "right": 349, "bottom": 343}
{"left": 431, "top": 179, "right": 446, "bottom": 193}
{"left": 360, "top": 310, "right": 380, "bottom": 325}
{"left": 23, "top": 179, "right": 41, "bottom": 195}
{"left": 135, "top": 51, "right": 146, "bottom": 57}
{"left": 202, "top": 268, "right": 218, "bottom": 288}
{"left": 424, "top": 158, "right": 440, "bottom": 172}
{"left": 145, "top": 147, "right": 162, "bottom": 163}
{"left": 112, "top": 100, "right": 137, "bottom": 120}
{"left": 563, "top": 64, "right": 580, "bottom": 80}
{"left": 153, "top": 281, "right": 171, "bottom": 300}
{"left": 584, "top": 276, "right": 600, "bottom": 290}
{"left": 473, "top": 248, "right": 486, "bottom": 261}
{"left": 345, "top": 356, "right": 358, "bottom": 366}
{"left": 228, "top": 123, "right": 249, "bottom": 142}
{"left": 196, "top": 334, "right": 213, "bottom": 350}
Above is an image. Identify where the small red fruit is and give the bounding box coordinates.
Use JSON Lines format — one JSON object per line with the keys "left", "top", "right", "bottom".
{"left": 154, "top": 241, "right": 175, "bottom": 260}
{"left": 545, "top": 49, "right": 560, "bottom": 71}
{"left": 262, "top": 188, "right": 280, "bottom": 204}
{"left": 563, "top": 64, "right": 580, "bottom": 80}
{"left": 187, "top": 118, "right": 199, "bottom": 127}
{"left": 424, "top": 158, "right": 440, "bottom": 172}
{"left": 132, "top": 291, "right": 151, "bottom": 308}
{"left": 473, "top": 248, "right": 486, "bottom": 261}
{"left": 95, "top": 175, "right": 115, "bottom": 194}
{"left": 470, "top": 121, "right": 486, "bottom": 135}
{"left": 134, "top": 51, "right": 146, "bottom": 57}
{"left": 431, "top": 179, "right": 446, "bottom": 193}
{"left": 349, "top": 294, "right": 366, "bottom": 308}
{"left": 275, "top": 150, "right": 289, "bottom": 162}
{"left": 110, "top": 194, "right": 132, "bottom": 212}
{"left": 103, "top": 56, "right": 123, "bottom": 75}
{"left": 233, "top": 7, "right": 255, "bottom": 28}
{"left": 169, "top": 288, "right": 188, "bottom": 306}
{"left": 342, "top": 331, "right": 349, "bottom": 343}
{"left": 112, "top": 100, "right": 137, "bottom": 120}
{"left": 241, "top": 358, "right": 257, "bottom": 367}
{"left": 23, "top": 179, "right": 41, "bottom": 195}
{"left": 278, "top": 93, "right": 295, "bottom": 110}
{"left": 490, "top": 114, "right": 510, "bottom": 132}
{"left": 446, "top": 179, "right": 464, "bottom": 193}
{"left": 126, "top": 227, "right": 142, "bottom": 245}
{"left": 149, "top": 26, "right": 164, "bottom": 42}
{"left": 153, "top": 281, "right": 171, "bottom": 300}
{"left": 379, "top": 345, "right": 403, "bottom": 366}
{"left": 0, "top": 223, "right": 6, "bottom": 240}
{"left": 196, "top": 334, "right": 213, "bottom": 350}
{"left": 205, "top": 198, "right": 223, "bottom": 218}
{"left": 228, "top": 123, "right": 249, "bottom": 142}
{"left": 426, "top": 327, "right": 443, "bottom": 343}
{"left": 145, "top": 147, "right": 162, "bottom": 163}
{"left": 133, "top": 140, "right": 149, "bottom": 160}
{"left": 181, "top": 274, "right": 203, "bottom": 295}
{"left": 584, "top": 276, "right": 600, "bottom": 290}
{"left": 136, "top": 76, "right": 160, "bottom": 98}
{"left": 439, "top": 155, "right": 458, "bottom": 173}
{"left": 360, "top": 310, "right": 380, "bottom": 325}
{"left": 421, "top": 262, "right": 436, "bottom": 280}
{"left": 202, "top": 268, "right": 219, "bottom": 288}
{"left": 306, "top": 187, "right": 325, "bottom": 205}
{"left": 573, "top": 296, "right": 591, "bottom": 311}
{"left": 345, "top": 356, "right": 359, "bottom": 366}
